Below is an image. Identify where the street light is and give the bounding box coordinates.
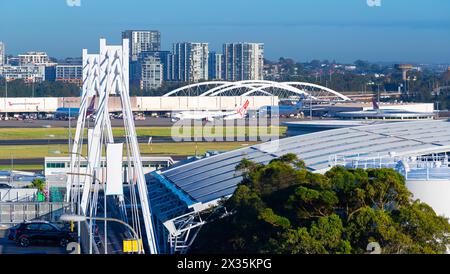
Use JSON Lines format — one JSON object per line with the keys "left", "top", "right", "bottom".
{"left": 67, "top": 171, "right": 100, "bottom": 254}
{"left": 4, "top": 78, "right": 8, "bottom": 121}
{"left": 60, "top": 214, "right": 143, "bottom": 254}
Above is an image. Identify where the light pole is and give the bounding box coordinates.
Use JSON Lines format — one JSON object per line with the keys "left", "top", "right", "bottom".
{"left": 66, "top": 156, "right": 89, "bottom": 250}
{"left": 60, "top": 214, "right": 143, "bottom": 254}
{"left": 4, "top": 79, "right": 8, "bottom": 121}
{"left": 47, "top": 134, "right": 55, "bottom": 154}
{"left": 67, "top": 171, "right": 100, "bottom": 254}
{"left": 10, "top": 153, "right": 13, "bottom": 172}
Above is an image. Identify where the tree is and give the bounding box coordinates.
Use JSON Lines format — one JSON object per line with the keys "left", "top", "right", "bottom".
{"left": 191, "top": 155, "right": 450, "bottom": 254}
{"left": 31, "top": 178, "right": 46, "bottom": 193}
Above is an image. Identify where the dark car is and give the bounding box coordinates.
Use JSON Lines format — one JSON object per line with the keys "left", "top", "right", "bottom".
{"left": 0, "top": 183, "right": 12, "bottom": 189}
{"left": 7, "top": 224, "right": 20, "bottom": 240}
{"left": 12, "top": 221, "right": 77, "bottom": 247}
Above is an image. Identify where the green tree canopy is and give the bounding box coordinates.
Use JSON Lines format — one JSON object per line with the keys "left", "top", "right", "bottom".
{"left": 31, "top": 178, "right": 46, "bottom": 193}
{"left": 191, "top": 154, "right": 450, "bottom": 254}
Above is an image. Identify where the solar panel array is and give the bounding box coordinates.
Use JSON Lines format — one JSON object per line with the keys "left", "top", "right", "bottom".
{"left": 159, "top": 120, "right": 450, "bottom": 204}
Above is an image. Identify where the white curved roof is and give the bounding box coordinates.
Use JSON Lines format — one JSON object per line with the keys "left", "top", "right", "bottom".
{"left": 158, "top": 120, "right": 450, "bottom": 204}
{"left": 163, "top": 80, "right": 352, "bottom": 101}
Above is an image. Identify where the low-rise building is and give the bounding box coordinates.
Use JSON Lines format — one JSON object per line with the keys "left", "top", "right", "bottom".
{"left": 0, "top": 65, "right": 46, "bottom": 82}
{"left": 44, "top": 156, "right": 175, "bottom": 178}
{"left": 55, "top": 64, "right": 83, "bottom": 86}
{"left": 18, "top": 51, "right": 50, "bottom": 66}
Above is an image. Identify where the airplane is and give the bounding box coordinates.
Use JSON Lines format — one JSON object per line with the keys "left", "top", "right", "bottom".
{"left": 171, "top": 99, "right": 250, "bottom": 122}
{"left": 258, "top": 100, "right": 304, "bottom": 117}
{"left": 55, "top": 96, "right": 96, "bottom": 120}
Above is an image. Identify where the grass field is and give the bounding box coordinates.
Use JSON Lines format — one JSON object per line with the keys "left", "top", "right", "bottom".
{"left": 0, "top": 165, "right": 43, "bottom": 171}
{"left": 0, "top": 142, "right": 259, "bottom": 160}
{"left": 0, "top": 126, "right": 286, "bottom": 140}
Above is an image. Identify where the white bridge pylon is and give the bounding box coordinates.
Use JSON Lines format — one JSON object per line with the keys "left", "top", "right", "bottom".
{"left": 66, "top": 38, "right": 158, "bottom": 254}
{"left": 163, "top": 80, "right": 352, "bottom": 101}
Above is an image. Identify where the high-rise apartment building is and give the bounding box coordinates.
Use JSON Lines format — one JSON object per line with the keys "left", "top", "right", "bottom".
{"left": 122, "top": 30, "right": 161, "bottom": 61}
{"left": 140, "top": 56, "right": 163, "bottom": 90}
{"left": 223, "top": 43, "right": 264, "bottom": 81}
{"left": 139, "top": 51, "right": 172, "bottom": 81}
{"left": 0, "top": 42, "right": 5, "bottom": 66}
{"left": 208, "top": 52, "right": 223, "bottom": 80}
{"left": 172, "top": 42, "right": 209, "bottom": 82}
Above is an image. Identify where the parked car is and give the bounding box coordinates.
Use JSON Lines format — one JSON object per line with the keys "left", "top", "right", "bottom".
{"left": 7, "top": 224, "right": 20, "bottom": 240}
{"left": 0, "top": 183, "right": 12, "bottom": 189}
{"left": 10, "top": 221, "right": 77, "bottom": 247}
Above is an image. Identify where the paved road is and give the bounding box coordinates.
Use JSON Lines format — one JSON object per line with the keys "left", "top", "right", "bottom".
{"left": 0, "top": 228, "right": 67, "bottom": 254}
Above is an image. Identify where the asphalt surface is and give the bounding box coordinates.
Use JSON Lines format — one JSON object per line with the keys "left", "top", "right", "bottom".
{"left": 0, "top": 117, "right": 296, "bottom": 128}
{"left": 0, "top": 136, "right": 175, "bottom": 145}
{"left": 0, "top": 155, "right": 191, "bottom": 167}
{"left": 0, "top": 136, "right": 275, "bottom": 146}
{"left": 0, "top": 118, "right": 175, "bottom": 128}
{"left": 0, "top": 228, "right": 67, "bottom": 254}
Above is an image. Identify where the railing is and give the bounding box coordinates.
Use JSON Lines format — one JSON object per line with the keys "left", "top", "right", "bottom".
{"left": 329, "top": 154, "right": 450, "bottom": 181}
{"left": 0, "top": 202, "right": 70, "bottom": 225}
{"left": 0, "top": 189, "right": 38, "bottom": 202}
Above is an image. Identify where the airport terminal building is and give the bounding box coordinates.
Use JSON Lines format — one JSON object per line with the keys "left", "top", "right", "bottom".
{"left": 147, "top": 120, "right": 450, "bottom": 253}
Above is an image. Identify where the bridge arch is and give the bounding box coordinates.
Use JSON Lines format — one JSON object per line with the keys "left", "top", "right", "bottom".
{"left": 163, "top": 81, "right": 229, "bottom": 97}
{"left": 163, "top": 80, "right": 351, "bottom": 102}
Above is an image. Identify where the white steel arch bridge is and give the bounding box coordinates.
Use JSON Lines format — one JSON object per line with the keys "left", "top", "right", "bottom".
{"left": 163, "top": 80, "right": 352, "bottom": 102}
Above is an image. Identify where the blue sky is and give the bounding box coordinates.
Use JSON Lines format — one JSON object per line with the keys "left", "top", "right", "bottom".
{"left": 1, "top": 0, "right": 449, "bottom": 63}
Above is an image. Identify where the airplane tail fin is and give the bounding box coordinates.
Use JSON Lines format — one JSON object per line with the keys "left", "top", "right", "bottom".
{"left": 87, "top": 96, "right": 96, "bottom": 116}
{"left": 236, "top": 99, "right": 250, "bottom": 118}
{"left": 372, "top": 97, "right": 380, "bottom": 110}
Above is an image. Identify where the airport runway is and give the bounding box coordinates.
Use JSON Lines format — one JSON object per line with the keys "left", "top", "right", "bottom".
{"left": 0, "top": 117, "right": 296, "bottom": 128}
{"left": 0, "top": 155, "right": 191, "bottom": 167}
{"left": 0, "top": 136, "right": 174, "bottom": 145}
{"left": 0, "top": 136, "right": 276, "bottom": 145}
{"left": 0, "top": 118, "right": 174, "bottom": 128}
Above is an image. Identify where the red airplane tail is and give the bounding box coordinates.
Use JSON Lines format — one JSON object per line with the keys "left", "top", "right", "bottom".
{"left": 236, "top": 100, "right": 250, "bottom": 118}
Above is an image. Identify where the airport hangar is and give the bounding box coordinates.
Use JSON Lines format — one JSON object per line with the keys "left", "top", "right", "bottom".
{"left": 147, "top": 119, "right": 450, "bottom": 253}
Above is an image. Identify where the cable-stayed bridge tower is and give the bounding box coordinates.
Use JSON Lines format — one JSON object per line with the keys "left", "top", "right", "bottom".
{"left": 66, "top": 38, "right": 158, "bottom": 254}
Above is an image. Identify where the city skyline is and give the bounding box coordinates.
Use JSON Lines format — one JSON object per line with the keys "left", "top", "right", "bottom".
{"left": 0, "top": 0, "right": 450, "bottom": 63}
